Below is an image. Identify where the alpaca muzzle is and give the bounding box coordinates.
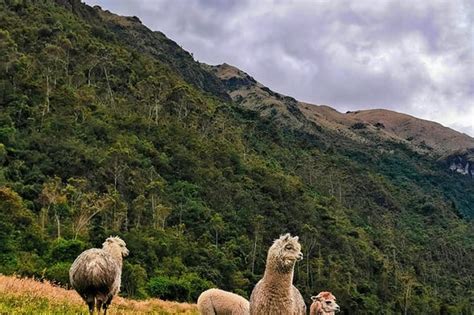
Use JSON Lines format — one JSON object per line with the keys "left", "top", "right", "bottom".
{"left": 297, "top": 252, "right": 303, "bottom": 261}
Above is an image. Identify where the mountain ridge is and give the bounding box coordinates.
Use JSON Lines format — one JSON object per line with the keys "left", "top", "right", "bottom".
{"left": 60, "top": 0, "right": 474, "bottom": 160}
{"left": 208, "top": 63, "right": 474, "bottom": 177}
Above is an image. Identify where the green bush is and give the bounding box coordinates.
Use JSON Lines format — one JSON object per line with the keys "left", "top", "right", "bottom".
{"left": 15, "top": 252, "right": 46, "bottom": 277}
{"left": 179, "top": 272, "right": 214, "bottom": 301}
{"left": 0, "top": 253, "right": 18, "bottom": 274}
{"left": 122, "top": 262, "right": 148, "bottom": 299}
{"left": 0, "top": 143, "right": 6, "bottom": 165}
{"left": 45, "top": 262, "right": 71, "bottom": 287}
{"left": 48, "top": 239, "right": 86, "bottom": 263}
{"left": 147, "top": 275, "right": 179, "bottom": 301}
{"left": 147, "top": 273, "right": 213, "bottom": 302}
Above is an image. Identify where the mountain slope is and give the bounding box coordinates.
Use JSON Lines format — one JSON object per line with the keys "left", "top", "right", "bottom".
{"left": 211, "top": 64, "right": 474, "bottom": 162}
{"left": 210, "top": 63, "right": 474, "bottom": 181}
{"left": 210, "top": 63, "right": 474, "bottom": 219}
{"left": 55, "top": 0, "right": 229, "bottom": 100}
{"left": 0, "top": 1, "right": 473, "bottom": 314}
{"left": 304, "top": 106, "right": 474, "bottom": 156}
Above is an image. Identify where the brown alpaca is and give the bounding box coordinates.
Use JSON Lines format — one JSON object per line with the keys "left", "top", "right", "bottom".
{"left": 69, "top": 236, "right": 129, "bottom": 315}
{"left": 310, "top": 292, "right": 340, "bottom": 315}
{"left": 249, "top": 233, "right": 305, "bottom": 315}
{"left": 197, "top": 288, "right": 249, "bottom": 315}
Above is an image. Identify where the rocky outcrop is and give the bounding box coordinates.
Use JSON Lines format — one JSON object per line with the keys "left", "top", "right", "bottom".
{"left": 209, "top": 64, "right": 316, "bottom": 131}
{"left": 447, "top": 151, "right": 474, "bottom": 177}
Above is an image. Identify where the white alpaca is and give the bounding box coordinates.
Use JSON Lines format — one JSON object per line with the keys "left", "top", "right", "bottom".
{"left": 70, "top": 236, "right": 129, "bottom": 315}
{"left": 310, "top": 292, "right": 340, "bottom": 315}
{"left": 197, "top": 288, "right": 249, "bottom": 315}
{"left": 249, "top": 233, "right": 305, "bottom": 315}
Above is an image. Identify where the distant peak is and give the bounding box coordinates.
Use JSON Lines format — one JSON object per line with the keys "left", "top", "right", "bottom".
{"left": 213, "top": 63, "right": 247, "bottom": 79}
{"left": 95, "top": 7, "right": 143, "bottom": 27}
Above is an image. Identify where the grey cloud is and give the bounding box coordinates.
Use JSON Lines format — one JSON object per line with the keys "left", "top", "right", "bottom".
{"left": 85, "top": 0, "right": 474, "bottom": 136}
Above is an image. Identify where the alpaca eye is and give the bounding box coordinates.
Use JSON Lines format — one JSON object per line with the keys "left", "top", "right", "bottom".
{"left": 325, "top": 301, "right": 332, "bottom": 304}
{"left": 285, "top": 245, "right": 293, "bottom": 250}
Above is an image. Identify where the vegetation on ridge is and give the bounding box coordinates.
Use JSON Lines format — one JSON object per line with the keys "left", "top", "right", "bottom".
{"left": 0, "top": 1, "right": 473, "bottom": 314}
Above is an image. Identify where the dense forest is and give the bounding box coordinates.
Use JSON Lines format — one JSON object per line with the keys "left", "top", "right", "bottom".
{"left": 0, "top": 1, "right": 473, "bottom": 314}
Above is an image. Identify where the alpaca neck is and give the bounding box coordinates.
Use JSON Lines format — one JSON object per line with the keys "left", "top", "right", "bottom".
{"left": 262, "top": 260, "right": 295, "bottom": 294}
{"left": 104, "top": 246, "right": 123, "bottom": 267}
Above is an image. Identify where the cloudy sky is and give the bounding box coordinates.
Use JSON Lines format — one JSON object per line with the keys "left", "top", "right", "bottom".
{"left": 85, "top": 0, "right": 474, "bottom": 136}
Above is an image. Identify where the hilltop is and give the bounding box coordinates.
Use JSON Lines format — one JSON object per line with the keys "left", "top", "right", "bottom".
{"left": 210, "top": 63, "right": 474, "bottom": 172}
{"left": 0, "top": 1, "right": 473, "bottom": 314}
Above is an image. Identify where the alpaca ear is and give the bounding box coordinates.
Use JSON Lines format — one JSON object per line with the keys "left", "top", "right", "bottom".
{"left": 293, "top": 236, "right": 299, "bottom": 242}
{"left": 281, "top": 233, "right": 291, "bottom": 241}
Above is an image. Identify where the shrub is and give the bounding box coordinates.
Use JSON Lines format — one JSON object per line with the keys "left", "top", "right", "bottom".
{"left": 350, "top": 122, "right": 367, "bottom": 130}
{"left": 147, "top": 273, "right": 213, "bottom": 302}
{"left": 48, "top": 238, "right": 86, "bottom": 263}
{"left": 122, "top": 262, "right": 148, "bottom": 299}
{"left": 45, "top": 262, "right": 71, "bottom": 287}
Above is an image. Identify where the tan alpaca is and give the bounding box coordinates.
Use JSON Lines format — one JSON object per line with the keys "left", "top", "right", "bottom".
{"left": 249, "top": 233, "right": 305, "bottom": 315}
{"left": 310, "top": 292, "right": 340, "bottom": 315}
{"left": 197, "top": 288, "right": 249, "bottom": 315}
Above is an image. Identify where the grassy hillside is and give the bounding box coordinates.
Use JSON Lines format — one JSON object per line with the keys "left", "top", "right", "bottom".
{"left": 0, "top": 1, "right": 473, "bottom": 314}
{"left": 0, "top": 275, "right": 197, "bottom": 314}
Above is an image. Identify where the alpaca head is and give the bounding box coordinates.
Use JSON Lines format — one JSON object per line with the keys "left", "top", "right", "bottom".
{"left": 311, "top": 292, "right": 340, "bottom": 313}
{"left": 267, "top": 233, "right": 303, "bottom": 272}
{"left": 103, "top": 236, "right": 129, "bottom": 258}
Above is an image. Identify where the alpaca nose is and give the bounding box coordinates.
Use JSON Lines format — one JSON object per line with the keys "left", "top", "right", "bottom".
{"left": 297, "top": 252, "right": 303, "bottom": 260}
{"left": 335, "top": 305, "right": 341, "bottom": 312}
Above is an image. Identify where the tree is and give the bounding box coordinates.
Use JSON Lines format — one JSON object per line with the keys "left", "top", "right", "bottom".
{"left": 38, "top": 177, "right": 67, "bottom": 239}
{"left": 104, "top": 140, "right": 132, "bottom": 192}
{"left": 0, "top": 30, "right": 18, "bottom": 73}
{"left": 65, "top": 178, "right": 113, "bottom": 239}
{"left": 145, "top": 177, "right": 169, "bottom": 230}
{"left": 0, "top": 187, "right": 38, "bottom": 257}
{"left": 250, "top": 214, "right": 264, "bottom": 274}
{"left": 210, "top": 213, "right": 224, "bottom": 247}
{"left": 136, "top": 75, "right": 168, "bottom": 124}
{"left": 38, "top": 44, "right": 67, "bottom": 119}
{"left": 301, "top": 224, "right": 318, "bottom": 289}
{"left": 401, "top": 273, "right": 418, "bottom": 315}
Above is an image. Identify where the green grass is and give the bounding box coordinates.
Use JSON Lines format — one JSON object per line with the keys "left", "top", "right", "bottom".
{"left": 0, "top": 295, "right": 86, "bottom": 314}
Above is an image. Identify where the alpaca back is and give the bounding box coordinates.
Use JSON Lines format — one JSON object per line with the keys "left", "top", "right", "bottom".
{"left": 198, "top": 288, "right": 249, "bottom": 315}
{"left": 69, "top": 248, "right": 120, "bottom": 299}
{"left": 292, "top": 285, "right": 306, "bottom": 314}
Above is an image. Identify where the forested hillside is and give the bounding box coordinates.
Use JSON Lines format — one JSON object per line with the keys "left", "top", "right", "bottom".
{"left": 0, "top": 1, "right": 473, "bottom": 314}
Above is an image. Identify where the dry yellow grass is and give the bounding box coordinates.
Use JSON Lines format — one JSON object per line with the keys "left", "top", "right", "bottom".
{"left": 0, "top": 274, "right": 198, "bottom": 314}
